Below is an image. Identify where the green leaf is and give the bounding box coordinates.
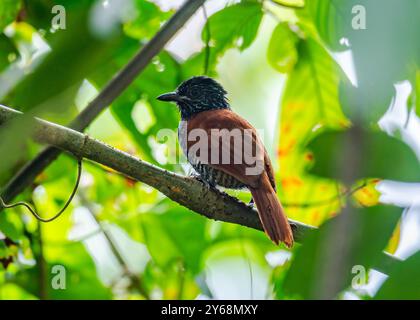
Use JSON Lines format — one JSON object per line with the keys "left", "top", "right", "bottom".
{"left": 277, "top": 38, "right": 348, "bottom": 226}
{"left": 203, "top": 0, "right": 263, "bottom": 68}
{"left": 283, "top": 205, "right": 401, "bottom": 299}
{"left": 0, "top": 211, "right": 23, "bottom": 241}
{"left": 23, "top": 0, "right": 92, "bottom": 32}
{"left": 375, "top": 252, "right": 420, "bottom": 299}
{"left": 307, "top": 126, "right": 420, "bottom": 182}
{"left": 282, "top": 39, "right": 348, "bottom": 128}
{"left": 0, "top": 0, "right": 21, "bottom": 30}
{"left": 297, "top": 0, "right": 350, "bottom": 51}
{"left": 267, "top": 22, "right": 299, "bottom": 73}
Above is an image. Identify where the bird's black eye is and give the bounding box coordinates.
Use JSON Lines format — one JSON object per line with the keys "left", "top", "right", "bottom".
{"left": 189, "top": 86, "right": 200, "bottom": 98}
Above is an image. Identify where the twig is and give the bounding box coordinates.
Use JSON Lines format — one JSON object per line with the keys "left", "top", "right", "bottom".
{"left": 202, "top": 4, "right": 211, "bottom": 75}
{"left": 0, "top": 105, "right": 400, "bottom": 275}
{"left": 0, "top": 0, "right": 207, "bottom": 208}
{"left": 0, "top": 159, "right": 82, "bottom": 222}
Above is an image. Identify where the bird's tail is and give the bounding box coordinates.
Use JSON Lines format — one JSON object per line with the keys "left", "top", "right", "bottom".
{"left": 249, "top": 174, "right": 293, "bottom": 247}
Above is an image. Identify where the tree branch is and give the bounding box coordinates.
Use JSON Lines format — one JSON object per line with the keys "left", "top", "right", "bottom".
{"left": 0, "top": 104, "right": 400, "bottom": 274}
{"left": 0, "top": 0, "right": 207, "bottom": 205}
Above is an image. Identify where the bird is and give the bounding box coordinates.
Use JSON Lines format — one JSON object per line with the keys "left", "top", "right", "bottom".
{"left": 157, "top": 76, "right": 293, "bottom": 247}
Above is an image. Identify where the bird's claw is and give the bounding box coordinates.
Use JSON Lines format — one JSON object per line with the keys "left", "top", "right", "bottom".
{"left": 192, "top": 175, "right": 216, "bottom": 190}
{"left": 248, "top": 197, "right": 255, "bottom": 208}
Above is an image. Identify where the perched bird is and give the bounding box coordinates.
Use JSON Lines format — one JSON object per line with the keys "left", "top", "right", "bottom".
{"left": 157, "top": 76, "right": 293, "bottom": 247}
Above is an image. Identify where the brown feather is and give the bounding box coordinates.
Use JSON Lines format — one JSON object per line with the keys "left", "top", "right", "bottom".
{"left": 249, "top": 173, "right": 293, "bottom": 247}
{"left": 183, "top": 109, "right": 294, "bottom": 246}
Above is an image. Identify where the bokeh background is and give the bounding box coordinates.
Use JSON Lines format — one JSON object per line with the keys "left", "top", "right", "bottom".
{"left": 0, "top": 0, "right": 419, "bottom": 299}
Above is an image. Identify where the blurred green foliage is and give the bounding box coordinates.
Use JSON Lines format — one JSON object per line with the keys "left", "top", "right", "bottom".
{"left": 0, "top": 0, "right": 21, "bottom": 30}
{"left": 0, "top": 0, "right": 419, "bottom": 300}
{"left": 307, "top": 127, "right": 420, "bottom": 182}
{"left": 283, "top": 205, "right": 401, "bottom": 299}
{"left": 0, "top": 34, "right": 16, "bottom": 72}
{"left": 375, "top": 252, "right": 420, "bottom": 300}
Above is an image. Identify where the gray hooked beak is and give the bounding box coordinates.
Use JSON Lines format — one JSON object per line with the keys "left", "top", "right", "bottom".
{"left": 157, "top": 92, "right": 181, "bottom": 102}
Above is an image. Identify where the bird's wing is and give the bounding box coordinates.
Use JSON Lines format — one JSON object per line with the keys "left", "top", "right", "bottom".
{"left": 185, "top": 109, "right": 275, "bottom": 189}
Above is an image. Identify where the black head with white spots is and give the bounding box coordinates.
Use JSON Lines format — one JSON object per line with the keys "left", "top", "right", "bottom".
{"left": 157, "top": 76, "right": 230, "bottom": 119}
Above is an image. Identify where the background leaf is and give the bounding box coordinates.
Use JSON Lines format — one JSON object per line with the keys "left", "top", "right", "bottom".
{"left": 297, "top": 0, "right": 350, "bottom": 51}
{"left": 203, "top": 0, "right": 263, "bottom": 70}
{"left": 277, "top": 38, "right": 348, "bottom": 226}
{"left": 123, "top": 0, "right": 171, "bottom": 40}
{"left": 283, "top": 205, "right": 401, "bottom": 299}
{"left": 0, "top": 34, "right": 17, "bottom": 72}
{"left": 375, "top": 252, "right": 420, "bottom": 300}
{"left": 0, "top": 0, "right": 21, "bottom": 30}
{"left": 307, "top": 127, "right": 420, "bottom": 182}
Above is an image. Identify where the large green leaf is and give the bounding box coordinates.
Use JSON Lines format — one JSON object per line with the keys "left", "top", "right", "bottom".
{"left": 375, "top": 252, "right": 420, "bottom": 299}
{"left": 283, "top": 39, "right": 347, "bottom": 127}
{"left": 307, "top": 127, "right": 420, "bottom": 182}
{"left": 277, "top": 38, "right": 348, "bottom": 225}
{"left": 283, "top": 205, "right": 401, "bottom": 299}
{"left": 203, "top": 0, "right": 263, "bottom": 70}
{"left": 267, "top": 22, "right": 299, "bottom": 73}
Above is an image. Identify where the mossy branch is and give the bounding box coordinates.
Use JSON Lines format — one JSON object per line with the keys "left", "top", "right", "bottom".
{"left": 0, "top": 104, "right": 401, "bottom": 275}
